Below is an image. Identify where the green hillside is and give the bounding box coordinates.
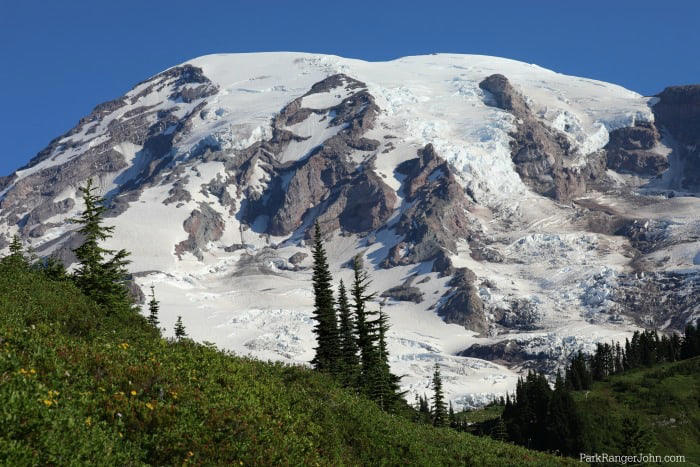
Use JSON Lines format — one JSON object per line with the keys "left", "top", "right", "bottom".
{"left": 0, "top": 261, "right": 571, "bottom": 466}
{"left": 574, "top": 357, "right": 700, "bottom": 464}
{"left": 458, "top": 357, "right": 699, "bottom": 464}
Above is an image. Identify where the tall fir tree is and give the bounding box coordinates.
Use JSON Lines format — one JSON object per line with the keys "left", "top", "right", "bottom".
{"left": 174, "top": 316, "right": 187, "bottom": 340}
{"left": 418, "top": 394, "right": 431, "bottom": 423}
{"left": 491, "top": 417, "right": 509, "bottom": 442}
{"left": 366, "top": 307, "right": 402, "bottom": 411}
{"left": 147, "top": 286, "right": 161, "bottom": 329}
{"left": 309, "top": 222, "right": 340, "bottom": 374}
{"left": 431, "top": 363, "right": 448, "bottom": 427}
{"left": 7, "top": 234, "right": 27, "bottom": 267}
{"left": 619, "top": 415, "right": 652, "bottom": 455}
{"left": 71, "top": 179, "right": 132, "bottom": 309}
{"left": 546, "top": 372, "right": 584, "bottom": 456}
{"left": 350, "top": 254, "right": 377, "bottom": 386}
{"left": 681, "top": 321, "right": 700, "bottom": 359}
{"left": 448, "top": 401, "right": 456, "bottom": 428}
{"left": 336, "top": 279, "right": 360, "bottom": 386}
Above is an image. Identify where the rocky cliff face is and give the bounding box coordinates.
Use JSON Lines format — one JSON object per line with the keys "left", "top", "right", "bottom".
{"left": 652, "top": 85, "right": 700, "bottom": 190}
{"left": 381, "top": 143, "right": 474, "bottom": 273}
{"left": 479, "top": 74, "right": 606, "bottom": 201}
{"left": 605, "top": 123, "right": 668, "bottom": 176}
{"left": 0, "top": 53, "right": 697, "bottom": 407}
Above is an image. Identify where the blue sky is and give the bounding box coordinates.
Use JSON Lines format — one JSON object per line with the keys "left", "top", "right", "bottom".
{"left": 1, "top": 0, "right": 698, "bottom": 176}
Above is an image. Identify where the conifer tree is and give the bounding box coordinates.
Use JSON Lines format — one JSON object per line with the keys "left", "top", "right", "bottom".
{"left": 565, "top": 351, "right": 592, "bottom": 390}
{"left": 36, "top": 256, "right": 68, "bottom": 281}
{"left": 419, "top": 394, "right": 430, "bottom": 413}
{"left": 309, "top": 222, "right": 340, "bottom": 374}
{"left": 448, "top": 401, "right": 456, "bottom": 428}
{"left": 366, "top": 307, "right": 402, "bottom": 410}
{"left": 7, "top": 235, "right": 26, "bottom": 266}
{"left": 174, "top": 316, "right": 187, "bottom": 340}
{"left": 491, "top": 417, "right": 509, "bottom": 441}
{"left": 71, "top": 179, "right": 132, "bottom": 309}
{"left": 147, "top": 286, "right": 160, "bottom": 329}
{"left": 547, "top": 372, "right": 583, "bottom": 455}
{"left": 350, "top": 254, "right": 377, "bottom": 384}
{"left": 619, "top": 415, "right": 652, "bottom": 455}
{"left": 681, "top": 321, "right": 700, "bottom": 359}
{"left": 431, "top": 363, "right": 448, "bottom": 427}
{"left": 336, "top": 279, "right": 359, "bottom": 386}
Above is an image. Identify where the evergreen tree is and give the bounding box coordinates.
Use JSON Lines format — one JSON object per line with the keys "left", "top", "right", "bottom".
{"left": 491, "top": 417, "right": 509, "bottom": 442}
{"left": 147, "top": 286, "right": 160, "bottom": 329}
{"left": 309, "top": 222, "right": 340, "bottom": 374}
{"left": 336, "top": 279, "right": 359, "bottom": 386}
{"left": 350, "top": 254, "right": 377, "bottom": 386}
{"left": 6, "top": 234, "right": 27, "bottom": 267}
{"left": 174, "top": 316, "right": 187, "bottom": 340}
{"left": 71, "top": 179, "right": 132, "bottom": 308}
{"left": 366, "top": 308, "right": 402, "bottom": 411}
{"left": 565, "top": 351, "right": 592, "bottom": 390}
{"left": 681, "top": 321, "right": 700, "bottom": 360}
{"left": 417, "top": 394, "right": 431, "bottom": 424}
{"left": 618, "top": 415, "right": 652, "bottom": 455}
{"left": 431, "top": 363, "right": 448, "bottom": 427}
{"left": 547, "top": 372, "right": 584, "bottom": 455}
{"left": 35, "top": 256, "right": 68, "bottom": 281}
{"left": 670, "top": 333, "right": 682, "bottom": 361}
{"left": 448, "top": 401, "right": 456, "bottom": 428}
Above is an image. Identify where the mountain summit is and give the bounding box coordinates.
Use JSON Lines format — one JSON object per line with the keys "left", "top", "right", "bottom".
{"left": 1, "top": 53, "right": 698, "bottom": 406}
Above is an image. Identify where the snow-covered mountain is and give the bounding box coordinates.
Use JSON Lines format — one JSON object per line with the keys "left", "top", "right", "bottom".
{"left": 1, "top": 53, "right": 698, "bottom": 408}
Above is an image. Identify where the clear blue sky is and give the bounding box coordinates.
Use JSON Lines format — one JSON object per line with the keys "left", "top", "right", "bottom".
{"left": 1, "top": 0, "right": 698, "bottom": 177}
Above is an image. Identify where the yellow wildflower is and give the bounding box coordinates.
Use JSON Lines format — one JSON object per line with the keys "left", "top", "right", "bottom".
{"left": 42, "top": 399, "right": 52, "bottom": 407}
{"left": 130, "top": 390, "right": 137, "bottom": 396}
{"left": 29, "top": 369, "right": 36, "bottom": 375}
{"left": 145, "top": 402, "right": 154, "bottom": 410}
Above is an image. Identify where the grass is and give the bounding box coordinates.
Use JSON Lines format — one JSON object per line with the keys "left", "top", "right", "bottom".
{"left": 0, "top": 262, "right": 573, "bottom": 466}
{"left": 457, "top": 404, "right": 504, "bottom": 425}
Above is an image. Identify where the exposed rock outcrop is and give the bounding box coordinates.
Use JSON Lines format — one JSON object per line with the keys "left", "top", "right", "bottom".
{"left": 610, "top": 271, "right": 700, "bottom": 330}
{"left": 436, "top": 267, "right": 487, "bottom": 334}
{"left": 175, "top": 203, "right": 225, "bottom": 260}
{"left": 458, "top": 339, "right": 549, "bottom": 365}
{"left": 381, "top": 276, "right": 424, "bottom": 303}
{"left": 382, "top": 144, "right": 473, "bottom": 273}
{"left": 479, "top": 74, "right": 605, "bottom": 200}
{"left": 604, "top": 122, "right": 668, "bottom": 176}
{"left": 288, "top": 252, "right": 308, "bottom": 265}
{"left": 652, "top": 85, "right": 700, "bottom": 191}
{"left": 244, "top": 74, "right": 392, "bottom": 237}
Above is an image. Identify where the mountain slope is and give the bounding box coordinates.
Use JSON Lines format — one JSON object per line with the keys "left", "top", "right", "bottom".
{"left": 0, "top": 261, "right": 573, "bottom": 465}
{"left": 0, "top": 52, "right": 698, "bottom": 407}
